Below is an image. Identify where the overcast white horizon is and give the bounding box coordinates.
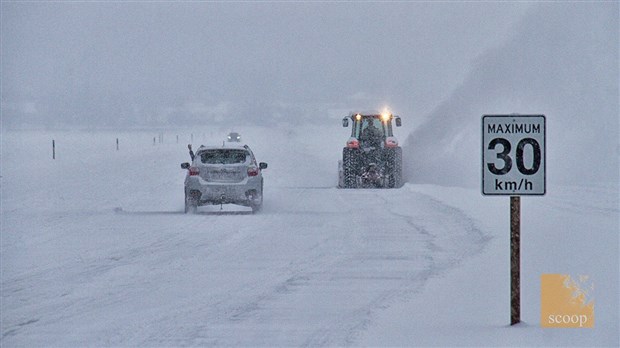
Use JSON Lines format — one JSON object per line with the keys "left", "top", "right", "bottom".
{"left": 3, "top": 2, "right": 533, "bottom": 129}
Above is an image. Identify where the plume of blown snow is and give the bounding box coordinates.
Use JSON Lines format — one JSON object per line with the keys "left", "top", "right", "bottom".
{"left": 404, "top": 3, "right": 619, "bottom": 189}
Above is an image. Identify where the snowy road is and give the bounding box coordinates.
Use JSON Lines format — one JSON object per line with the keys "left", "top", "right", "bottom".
{"left": 1, "top": 128, "right": 489, "bottom": 346}
{"left": 4, "top": 128, "right": 617, "bottom": 346}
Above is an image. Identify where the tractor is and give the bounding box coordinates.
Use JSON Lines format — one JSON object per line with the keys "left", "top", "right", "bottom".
{"left": 338, "top": 112, "right": 403, "bottom": 188}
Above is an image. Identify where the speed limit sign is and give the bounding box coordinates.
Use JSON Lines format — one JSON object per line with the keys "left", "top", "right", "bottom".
{"left": 482, "top": 114, "right": 545, "bottom": 325}
{"left": 482, "top": 115, "right": 545, "bottom": 195}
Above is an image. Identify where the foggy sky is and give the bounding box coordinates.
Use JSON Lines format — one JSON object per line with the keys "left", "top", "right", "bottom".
{"left": 2, "top": 2, "right": 531, "bottom": 128}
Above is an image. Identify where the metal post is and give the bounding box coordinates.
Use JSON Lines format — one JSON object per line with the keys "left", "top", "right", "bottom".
{"left": 52, "top": 140, "right": 55, "bottom": 160}
{"left": 116, "top": 138, "right": 119, "bottom": 151}
{"left": 510, "top": 196, "right": 521, "bottom": 325}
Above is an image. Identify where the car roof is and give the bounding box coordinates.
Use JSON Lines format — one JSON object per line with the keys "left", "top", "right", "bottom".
{"left": 195, "top": 144, "right": 251, "bottom": 154}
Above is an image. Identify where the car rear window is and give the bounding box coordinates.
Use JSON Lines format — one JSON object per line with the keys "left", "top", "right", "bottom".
{"left": 200, "top": 149, "right": 247, "bottom": 164}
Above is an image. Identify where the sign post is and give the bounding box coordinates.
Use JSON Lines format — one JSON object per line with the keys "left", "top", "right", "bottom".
{"left": 482, "top": 114, "right": 545, "bottom": 325}
{"left": 510, "top": 195, "right": 520, "bottom": 325}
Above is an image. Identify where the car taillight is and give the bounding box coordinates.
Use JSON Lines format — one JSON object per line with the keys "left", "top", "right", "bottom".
{"left": 247, "top": 166, "right": 259, "bottom": 177}
{"left": 189, "top": 167, "right": 200, "bottom": 176}
{"left": 346, "top": 138, "right": 360, "bottom": 149}
{"left": 385, "top": 137, "right": 398, "bottom": 148}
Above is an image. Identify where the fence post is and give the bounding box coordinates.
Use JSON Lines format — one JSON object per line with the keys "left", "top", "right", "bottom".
{"left": 52, "top": 139, "right": 56, "bottom": 159}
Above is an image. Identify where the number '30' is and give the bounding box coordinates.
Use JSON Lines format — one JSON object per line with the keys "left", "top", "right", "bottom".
{"left": 487, "top": 138, "right": 541, "bottom": 175}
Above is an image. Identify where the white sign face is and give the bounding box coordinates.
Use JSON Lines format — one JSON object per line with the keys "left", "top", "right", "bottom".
{"left": 482, "top": 115, "right": 545, "bottom": 195}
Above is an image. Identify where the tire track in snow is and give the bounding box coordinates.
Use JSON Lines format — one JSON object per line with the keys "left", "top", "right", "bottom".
{"left": 2, "top": 128, "right": 492, "bottom": 346}
{"left": 301, "top": 187, "right": 490, "bottom": 346}
{"left": 1, "top": 210, "right": 267, "bottom": 343}
{"left": 138, "top": 186, "right": 491, "bottom": 347}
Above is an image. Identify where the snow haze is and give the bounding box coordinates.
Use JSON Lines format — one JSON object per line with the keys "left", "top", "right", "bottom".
{"left": 1, "top": 2, "right": 619, "bottom": 347}
{"left": 3, "top": 2, "right": 531, "bottom": 128}
{"left": 405, "top": 2, "right": 619, "bottom": 188}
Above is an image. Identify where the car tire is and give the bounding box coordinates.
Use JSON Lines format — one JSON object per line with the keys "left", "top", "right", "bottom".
{"left": 251, "top": 180, "right": 264, "bottom": 213}
{"left": 185, "top": 192, "right": 197, "bottom": 214}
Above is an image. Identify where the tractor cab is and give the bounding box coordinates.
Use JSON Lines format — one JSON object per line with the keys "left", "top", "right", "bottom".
{"left": 342, "top": 113, "right": 402, "bottom": 149}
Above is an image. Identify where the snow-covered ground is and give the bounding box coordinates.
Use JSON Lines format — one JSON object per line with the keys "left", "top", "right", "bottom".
{"left": 1, "top": 126, "right": 618, "bottom": 346}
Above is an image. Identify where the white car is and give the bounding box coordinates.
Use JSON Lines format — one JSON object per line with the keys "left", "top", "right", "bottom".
{"left": 181, "top": 144, "right": 267, "bottom": 213}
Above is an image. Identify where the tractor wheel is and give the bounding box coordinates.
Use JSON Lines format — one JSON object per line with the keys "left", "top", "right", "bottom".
{"left": 386, "top": 147, "right": 403, "bottom": 188}
{"left": 343, "top": 148, "right": 359, "bottom": 188}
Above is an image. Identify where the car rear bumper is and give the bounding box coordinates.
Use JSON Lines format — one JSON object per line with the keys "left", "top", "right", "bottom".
{"left": 185, "top": 176, "right": 262, "bottom": 206}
